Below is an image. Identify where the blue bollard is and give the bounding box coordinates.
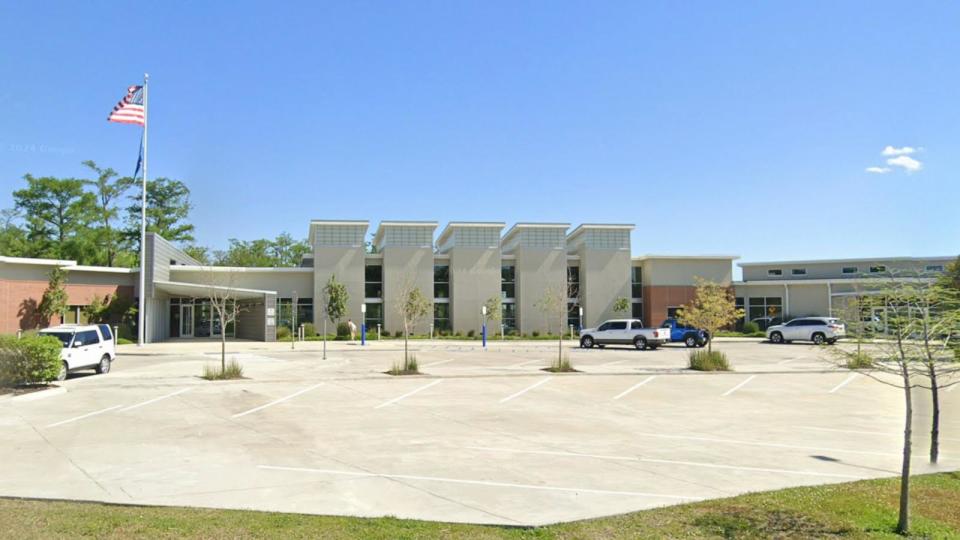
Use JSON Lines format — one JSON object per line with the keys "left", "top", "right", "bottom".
{"left": 361, "top": 323, "right": 366, "bottom": 346}
{"left": 482, "top": 323, "right": 487, "bottom": 348}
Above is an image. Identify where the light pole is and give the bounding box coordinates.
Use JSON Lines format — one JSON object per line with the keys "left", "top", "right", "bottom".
{"left": 481, "top": 305, "right": 487, "bottom": 349}
{"left": 291, "top": 291, "right": 298, "bottom": 350}
{"left": 361, "top": 303, "right": 367, "bottom": 346}
{"left": 578, "top": 306, "right": 584, "bottom": 334}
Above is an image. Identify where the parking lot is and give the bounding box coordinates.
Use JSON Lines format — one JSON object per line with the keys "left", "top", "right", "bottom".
{"left": 0, "top": 339, "right": 957, "bottom": 526}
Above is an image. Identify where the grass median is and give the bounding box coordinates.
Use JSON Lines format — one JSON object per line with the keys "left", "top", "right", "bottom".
{"left": 1, "top": 472, "right": 957, "bottom": 539}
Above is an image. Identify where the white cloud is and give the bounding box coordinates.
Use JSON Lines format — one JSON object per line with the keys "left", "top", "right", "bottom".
{"left": 865, "top": 166, "right": 891, "bottom": 174}
{"left": 881, "top": 145, "right": 917, "bottom": 156}
{"left": 886, "top": 155, "right": 922, "bottom": 172}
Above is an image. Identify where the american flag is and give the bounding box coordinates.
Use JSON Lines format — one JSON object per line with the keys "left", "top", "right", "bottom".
{"left": 107, "top": 85, "right": 145, "bottom": 125}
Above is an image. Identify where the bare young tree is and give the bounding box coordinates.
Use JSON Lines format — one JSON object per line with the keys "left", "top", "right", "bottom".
{"left": 484, "top": 295, "right": 503, "bottom": 339}
{"left": 535, "top": 283, "right": 570, "bottom": 369}
{"left": 393, "top": 278, "right": 430, "bottom": 373}
{"left": 201, "top": 268, "right": 243, "bottom": 376}
{"left": 828, "top": 277, "right": 960, "bottom": 535}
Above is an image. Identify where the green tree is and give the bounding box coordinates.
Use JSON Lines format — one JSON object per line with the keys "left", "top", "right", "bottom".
{"left": 612, "top": 296, "right": 630, "bottom": 315}
{"left": 937, "top": 255, "right": 960, "bottom": 291}
{"left": 38, "top": 267, "right": 69, "bottom": 328}
{"left": 677, "top": 277, "right": 744, "bottom": 353}
{"left": 213, "top": 233, "right": 310, "bottom": 267}
{"left": 0, "top": 209, "right": 29, "bottom": 257}
{"left": 13, "top": 175, "right": 97, "bottom": 261}
{"left": 484, "top": 295, "right": 502, "bottom": 337}
{"left": 81, "top": 160, "right": 134, "bottom": 267}
{"left": 126, "top": 177, "right": 195, "bottom": 249}
{"left": 323, "top": 275, "right": 349, "bottom": 326}
{"left": 182, "top": 245, "right": 211, "bottom": 264}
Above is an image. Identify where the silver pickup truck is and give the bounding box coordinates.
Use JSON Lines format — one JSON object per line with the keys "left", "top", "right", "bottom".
{"left": 579, "top": 319, "right": 670, "bottom": 350}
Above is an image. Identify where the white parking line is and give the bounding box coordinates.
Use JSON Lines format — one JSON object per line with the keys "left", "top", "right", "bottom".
{"left": 465, "top": 446, "right": 862, "bottom": 479}
{"left": 612, "top": 376, "right": 656, "bottom": 400}
{"left": 599, "top": 359, "right": 631, "bottom": 368}
{"left": 119, "top": 388, "right": 192, "bottom": 412}
{"left": 46, "top": 404, "right": 124, "bottom": 428}
{"left": 233, "top": 383, "right": 324, "bottom": 418}
{"left": 421, "top": 359, "right": 455, "bottom": 368}
{"left": 630, "top": 431, "right": 895, "bottom": 456}
{"left": 798, "top": 425, "right": 960, "bottom": 443}
{"left": 500, "top": 377, "right": 552, "bottom": 403}
{"left": 258, "top": 465, "right": 699, "bottom": 500}
{"left": 828, "top": 374, "right": 859, "bottom": 394}
{"left": 374, "top": 380, "right": 444, "bottom": 409}
{"left": 721, "top": 375, "right": 756, "bottom": 397}
{"left": 504, "top": 359, "right": 542, "bottom": 369}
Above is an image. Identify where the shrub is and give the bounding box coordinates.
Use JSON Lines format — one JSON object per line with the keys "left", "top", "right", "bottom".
{"left": 388, "top": 354, "right": 419, "bottom": 375}
{"left": 336, "top": 322, "right": 351, "bottom": 339}
{"left": 302, "top": 323, "right": 317, "bottom": 337}
{"left": 741, "top": 321, "right": 760, "bottom": 334}
{"left": 202, "top": 360, "right": 244, "bottom": 380}
{"left": 467, "top": 329, "right": 475, "bottom": 338}
{"left": 531, "top": 331, "right": 540, "bottom": 337}
{"left": 276, "top": 326, "right": 291, "bottom": 340}
{"left": 394, "top": 330, "right": 403, "bottom": 338}
{"left": 846, "top": 352, "right": 873, "bottom": 369}
{"left": 546, "top": 352, "right": 577, "bottom": 373}
{"left": 688, "top": 349, "right": 730, "bottom": 371}
{"left": 0, "top": 335, "right": 63, "bottom": 386}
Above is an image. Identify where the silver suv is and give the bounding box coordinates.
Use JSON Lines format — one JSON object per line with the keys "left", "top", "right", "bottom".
{"left": 767, "top": 317, "right": 845, "bottom": 345}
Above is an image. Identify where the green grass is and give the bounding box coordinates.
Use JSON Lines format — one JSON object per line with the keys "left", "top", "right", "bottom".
{"left": 200, "top": 360, "right": 244, "bottom": 380}
{"left": 689, "top": 349, "right": 731, "bottom": 371}
{"left": 1, "top": 473, "right": 957, "bottom": 539}
{"left": 714, "top": 330, "right": 766, "bottom": 338}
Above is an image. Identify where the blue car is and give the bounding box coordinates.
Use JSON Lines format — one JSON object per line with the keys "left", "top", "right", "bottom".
{"left": 659, "top": 318, "right": 708, "bottom": 348}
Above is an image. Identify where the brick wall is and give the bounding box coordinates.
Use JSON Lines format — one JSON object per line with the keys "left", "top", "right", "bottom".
{"left": 642, "top": 285, "right": 697, "bottom": 327}
{"left": 0, "top": 278, "right": 134, "bottom": 333}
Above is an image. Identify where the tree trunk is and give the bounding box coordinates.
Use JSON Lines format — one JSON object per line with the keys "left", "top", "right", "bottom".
{"left": 404, "top": 330, "right": 409, "bottom": 368}
{"left": 221, "top": 332, "right": 226, "bottom": 372}
{"left": 897, "top": 371, "right": 913, "bottom": 535}
{"left": 930, "top": 367, "right": 940, "bottom": 464}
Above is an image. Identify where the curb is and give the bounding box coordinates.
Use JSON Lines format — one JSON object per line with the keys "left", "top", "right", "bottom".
{"left": 10, "top": 386, "right": 67, "bottom": 402}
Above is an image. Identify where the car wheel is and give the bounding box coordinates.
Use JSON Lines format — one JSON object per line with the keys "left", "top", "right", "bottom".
{"left": 95, "top": 354, "right": 111, "bottom": 374}
{"left": 56, "top": 361, "right": 68, "bottom": 381}
{"left": 684, "top": 335, "right": 697, "bottom": 348}
{"left": 634, "top": 336, "right": 648, "bottom": 350}
{"left": 770, "top": 331, "right": 784, "bottom": 344}
{"left": 812, "top": 333, "right": 826, "bottom": 345}
{"left": 580, "top": 336, "right": 594, "bottom": 349}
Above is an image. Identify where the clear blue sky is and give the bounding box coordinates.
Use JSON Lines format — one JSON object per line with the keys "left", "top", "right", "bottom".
{"left": 1, "top": 1, "right": 957, "bottom": 270}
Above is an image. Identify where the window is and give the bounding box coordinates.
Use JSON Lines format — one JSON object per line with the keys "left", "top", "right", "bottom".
{"left": 62, "top": 305, "right": 88, "bottom": 324}
{"left": 365, "top": 302, "right": 383, "bottom": 330}
{"left": 791, "top": 268, "right": 807, "bottom": 276}
{"left": 869, "top": 265, "right": 887, "bottom": 274}
{"left": 567, "top": 302, "right": 579, "bottom": 331}
{"left": 567, "top": 266, "right": 580, "bottom": 299}
{"left": 501, "top": 302, "right": 516, "bottom": 333}
{"left": 433, "top": 303, "right": 450, "bottom": 332}
{"left": 609, "top": 321, "right": 627, "bottom": 330}
{"left": 748, "top": 297, "right": 783, "bottom": 323}
{"left": 276, "top": 298, "right": 313, "bottom": 330}
{"left": 75, "top": 330, "right": 100, "bottom": 346}
{"left": 434, "top": 265, "right": 450, "bottom": 299}
{"left": 842, "top": 267, "right": 858, "bottom": 274}
{"left": 631, "top": 321, "right": 643, "bottom": 330}
{"left": 501, "top": 265, "right": 515, "bottom": 299}
{"left": 767, "top": 269, "right": 783, "bottom": 276}
{"left": 666, "top": 307, "right": 681, "bottom": 318}
{"left": 365, "top": 264, "right": 383, "bottom": 298}
{"left": 631, "top": 267, "right": 643, "bottom": 298}
{"left": 926, "top": 265, "right": 944, "bottom": 272}
{"left": 735, "top": 297, "right": 745, "bottom": 329}
{"left": 632, "top": 301, "right": 643, "bottom": 319}
{"left": 98, "top": 324, "right": 113, "bottom": 341}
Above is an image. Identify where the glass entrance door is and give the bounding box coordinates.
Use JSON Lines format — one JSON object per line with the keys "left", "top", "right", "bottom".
{"left": 180, "top": 304, "right": 195, "bottom": 338}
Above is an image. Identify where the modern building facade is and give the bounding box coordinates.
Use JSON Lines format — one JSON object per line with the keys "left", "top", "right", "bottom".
{"left": 0, "top": 219, "right": 953, "bottom": 341}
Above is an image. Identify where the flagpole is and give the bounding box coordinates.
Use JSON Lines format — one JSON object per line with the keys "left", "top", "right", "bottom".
{"left": 137, "top": 73, "right": 149, "bottom": 347}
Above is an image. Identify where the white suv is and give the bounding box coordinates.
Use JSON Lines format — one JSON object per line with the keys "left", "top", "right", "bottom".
{"left": 766, "top": 317, "right": 845, "bottom": 345}
{"left": 39, "top": 324, "right": 116, "bottom": 381}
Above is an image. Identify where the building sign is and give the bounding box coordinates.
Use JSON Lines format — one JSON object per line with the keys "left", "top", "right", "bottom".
{"left": 266, "top": 317, "right": 275, "bottom": 326}
{"left": 267, "top": 307, "right": 276, "bottom": 317}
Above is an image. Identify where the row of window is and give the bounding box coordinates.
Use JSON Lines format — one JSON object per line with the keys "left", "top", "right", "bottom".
{"left": 767, "top": 264, "right": 944, "bottom": 277}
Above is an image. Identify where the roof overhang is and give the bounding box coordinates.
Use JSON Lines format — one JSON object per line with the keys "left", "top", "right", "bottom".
{"left": 734, "top": 277, "right": 937, "bottom": 286}
{"left": 0, "top": 256, "right": 76, "bottom": 267}
{"left": 170, "top": 266, "right": 312, "bottom": 273}
{"left": 154, "top": 280, "right": 276, "bottom": 299}
{"left": 501, "top": 222, "right": 571, "bottom": 245}
{"left": 633, "top": 255, "right": 740, "bottom": 262}
{"left": 307, "top": 220, "right": 370, "bottom": 246}
{"left": 372, "top": 221, "right": 439, "bottom": 248}
{"left": 566, "top": 223, "right": 635, "bottom": 242}
{"left": 436, "top": 221, "right": 506, "bottom": 247}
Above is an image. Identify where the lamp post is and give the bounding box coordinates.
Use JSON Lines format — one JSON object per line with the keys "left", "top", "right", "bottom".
{"left": 291, "top": 291, "right": 298, "bottom": 350}
{"left": 578, "top": 306, "right": 584, "bottom": 334}
{"left": 481, "top": 305, "right": 487, "bottom": 349}
{"left": 361, "top": 303, "right": 366, "bottom": 346}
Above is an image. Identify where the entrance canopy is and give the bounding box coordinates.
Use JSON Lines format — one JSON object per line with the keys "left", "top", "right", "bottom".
{"left": 154, "top": 280, "right": 277, "bottom": 299}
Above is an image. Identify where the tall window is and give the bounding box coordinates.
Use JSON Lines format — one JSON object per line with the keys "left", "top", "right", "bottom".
{"left": 501, "top": 265, "right": 515, "bottom": 299}
{"left": 366, "top": 302, "right": 383, "bottom": 331}
{"left": 631, "top": 267, "right": 643, "bottom": 298}
{"left": 567, "top": 302, "right": 579, "bottom": 331}
{"left": 501, "top": 302, "right": 516, "bottom": 333}
{"left": 365, "top": 264, "right": 382, "bottom": 298}
{"left": 276, "top": 298, "right": 313, "bottom": 330}
{"left": 434, "top": 265, "right": 450, "bottom": 299}
{"left": 567, "top": 266, "right": 580, "bottom": 299}
{"left": 433, "top": 303, "right": 450, "bottom": 332}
